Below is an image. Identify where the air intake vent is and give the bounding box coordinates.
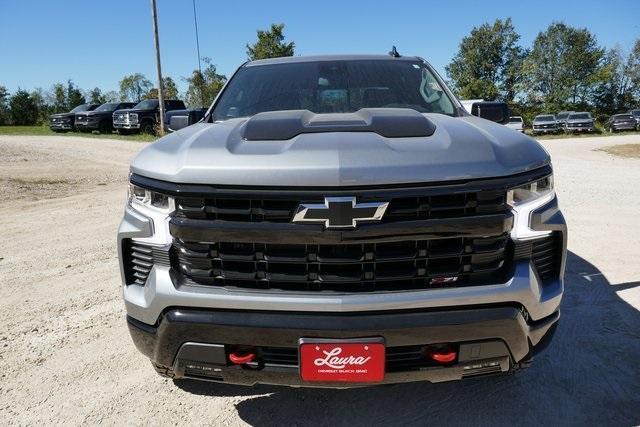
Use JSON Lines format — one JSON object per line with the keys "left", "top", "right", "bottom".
{"left": 531, "top": 233, "right": 561, "bottom": 282}
{"left": 122, "top": 240, "right": 171, "bottom": 286}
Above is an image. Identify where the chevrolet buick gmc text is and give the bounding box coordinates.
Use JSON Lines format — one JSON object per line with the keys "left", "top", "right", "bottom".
{"left": 118, "top": 55, "right": 567, "bottom": 387}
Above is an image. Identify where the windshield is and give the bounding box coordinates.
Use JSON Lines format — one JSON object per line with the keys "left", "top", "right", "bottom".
{"left": 133, "top": 100, "right": 159, "bottom": 110}
{"left": 509, "top": 117, "right": 522, "bottom": 123}
{"left": 569, "top": 113, "right": 591, "bottom": 120}
{"left": 535, "top": 115, "right": 555, "bottom": 122}
{"left": 212, "top": 59, "right": 456, "bottom": 120}
{"left": 615, "top": 114, "right": 633, "bottom": 120}
{"left": 95, "top": 103, "right": 119, "bottom": 112}
{"left": 70, "top": 104, "right": 91, "bottom": 113}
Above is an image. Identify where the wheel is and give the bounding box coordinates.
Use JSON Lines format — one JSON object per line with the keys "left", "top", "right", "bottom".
{"left": 140, "top": 121, "right": 155, "bottom": 135}
{"left": 152, "top": 362, "right": 175, "bottom": 378}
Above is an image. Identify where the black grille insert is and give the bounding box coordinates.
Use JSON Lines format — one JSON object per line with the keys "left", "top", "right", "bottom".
{"left": 175, "top": 190, "right": 507, "bottom": 224}
{"left": 173, "top": 235, "right": 511, "bottom": 292}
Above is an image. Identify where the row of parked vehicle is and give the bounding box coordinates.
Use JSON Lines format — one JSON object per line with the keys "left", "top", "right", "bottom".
{"left": 510, "top": 110, "right": 640, "bottom": 135}
{"left": 49, "top": 100, "right": 206, "bottom": 135}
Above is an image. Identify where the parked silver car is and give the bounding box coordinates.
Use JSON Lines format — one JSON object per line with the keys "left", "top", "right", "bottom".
{"left": 532, "top": 114, "right": 559, "bottom": 135}
{"left": 564, "top": 112, "right": 595, "bottom": 133}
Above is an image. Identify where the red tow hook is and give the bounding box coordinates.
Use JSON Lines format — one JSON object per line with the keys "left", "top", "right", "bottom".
{"left": 228, "top": 351, "right": 256, "bottom": 365}
{"left": 428, "top": 347, "right": 457, "bottom": 364}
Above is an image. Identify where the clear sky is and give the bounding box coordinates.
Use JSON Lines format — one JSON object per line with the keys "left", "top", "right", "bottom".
{"left": 1, "top": 0, "right": 639, "bottom": 95}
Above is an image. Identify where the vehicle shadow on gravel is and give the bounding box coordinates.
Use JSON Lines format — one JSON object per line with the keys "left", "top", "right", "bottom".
{"left": 174, "top": 251, "right": 640, "bottom": 426}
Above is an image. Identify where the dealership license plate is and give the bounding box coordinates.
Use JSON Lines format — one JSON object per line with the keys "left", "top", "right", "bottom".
{"left": 299, "top": 338, "right": 385, "bottom": 383}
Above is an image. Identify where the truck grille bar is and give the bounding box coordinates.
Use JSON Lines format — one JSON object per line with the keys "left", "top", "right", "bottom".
{"left": 173, "top": 235, "right": 511, "bottom": 292}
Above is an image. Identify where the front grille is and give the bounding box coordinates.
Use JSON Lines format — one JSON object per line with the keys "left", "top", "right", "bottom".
{"left": 175, "top": 190, "right": 507, "bottom": 223}
{"left": 173, "top": 235, "right": 511, "bottom": 292}
{"left": 259, "top": 345, "right": 442, "bottom": 370}
{"left": 531, "top": 233, "right": 562, "bottom": 282}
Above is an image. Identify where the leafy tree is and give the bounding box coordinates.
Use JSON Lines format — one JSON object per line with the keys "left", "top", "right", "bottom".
{"left": 9, "top": 89, "right": 39, "bottom": 125}
{"left": 628, "top": 39, "right": 640, "bottom": 100}
{"left": 88, "top": 87, "right": 108, "bottom": 104}
{"left": 246, "top": 23, "right": 295, "bottom": 60}
{"left": 119, "top": 73, "right": 152, "bottom": 102}
{"left": 523, "top": 22, "right": 604, "bottom": 110}
{"left": 144, "top": 77, "right": 179, "bottom": 100}
{"left": 184, "top": 58, "right": 227, "bottom": 107}
{"left": 103, "top": 90, "right": 120, "bottom": 102}
{"left": 50, "top": 83, "right": 67, "bottom": 113}
{"left": 66, "top": 80, "right": 86, "bottom": 109}
{"left": 592, "top": 46, "right": 636, "bottom": 114}
{"left": 0, "top": 85, "right": 10, "bottom": 125}
{"left": 29, "top": 88, "right": 50, "bottom": 125}
{"left": 446, "top": 18, "right": 526, "bottom": 102}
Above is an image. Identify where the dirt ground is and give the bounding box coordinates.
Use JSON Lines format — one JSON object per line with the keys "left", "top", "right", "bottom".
{"left": 0, "top": 134, "right": 639, "bottom": 426}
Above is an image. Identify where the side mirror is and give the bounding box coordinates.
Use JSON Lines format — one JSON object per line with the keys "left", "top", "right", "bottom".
{"left": 471, "top": 102, "right": 510, "bottom": 124}
{"left": 167, "top": 114, "right": 190, "bottom": 132}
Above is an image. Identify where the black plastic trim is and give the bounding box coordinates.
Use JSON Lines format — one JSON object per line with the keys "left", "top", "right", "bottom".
{"left": 169, "top": 214, "right": 513, "bottom": 244}
{"left": 129, "top": 165, "right": 552, "bottom": 197}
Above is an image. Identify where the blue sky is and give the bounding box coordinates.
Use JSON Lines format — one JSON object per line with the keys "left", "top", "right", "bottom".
{"left": 1, "top": 0, "right": 639, "bottom": 95}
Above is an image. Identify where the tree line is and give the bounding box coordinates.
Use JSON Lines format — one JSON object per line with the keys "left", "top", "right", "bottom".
{"left": 0, "top": 23, "right": 294, "bottom": 126}
{"left": 4, "top": 20, "right": 637, "bottom": 127}
{"left": 446, "top": 19, "right": 640, "bottom": 122}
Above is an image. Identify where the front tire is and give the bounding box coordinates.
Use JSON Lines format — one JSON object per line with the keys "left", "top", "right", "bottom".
{"left": 140, "top": 121, "right": 155, "bottom": 135}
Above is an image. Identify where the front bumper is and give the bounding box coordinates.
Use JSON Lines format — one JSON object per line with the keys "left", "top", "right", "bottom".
{"left": 49, "top": 122, "right": 72, "bottom": 130}
{"left": 532, "top": 127, "right": 558, "bottom": 134}
{"left": 127, "top": 305, "right": 559, "bottom": 386}
{"left": 566, "top": 126, "right": 594, "bottom": 132}
{"left": 114, "top": 122, "right": 140, "bottom": 130}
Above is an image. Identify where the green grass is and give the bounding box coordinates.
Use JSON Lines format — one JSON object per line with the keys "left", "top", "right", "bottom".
{"left": 0, "top": 125, "right": 157, "bottom": 142}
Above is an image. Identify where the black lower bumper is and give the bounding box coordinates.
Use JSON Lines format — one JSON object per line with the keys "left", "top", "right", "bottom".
{"left": 127, "top": 305, "right": 559, "bottom": 387}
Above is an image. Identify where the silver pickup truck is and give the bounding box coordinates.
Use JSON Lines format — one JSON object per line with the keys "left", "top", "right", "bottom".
{"left": 118, "top": 54, "right": 566, "bottom": 387}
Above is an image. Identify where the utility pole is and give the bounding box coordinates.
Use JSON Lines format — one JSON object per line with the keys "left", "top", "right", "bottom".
{"left": 192, "top": 0, "right": 202, "bottom": 73}
{"left": 150, "top": 0, "right": 165, "bottom": 135}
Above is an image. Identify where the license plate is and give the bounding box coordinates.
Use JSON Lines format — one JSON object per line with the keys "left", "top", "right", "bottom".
{"left": 299, "top": 338, "right": 385, "bottom": 383}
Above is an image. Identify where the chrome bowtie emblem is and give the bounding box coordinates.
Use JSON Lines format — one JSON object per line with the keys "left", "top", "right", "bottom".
{"left": 292, "top": 197, "right": 388, "bottom": 229}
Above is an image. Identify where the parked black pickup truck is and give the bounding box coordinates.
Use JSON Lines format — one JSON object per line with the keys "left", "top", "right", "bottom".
{"left": 49, "top": 103, "right": 99, "bottom": 132}
{"left": 164, "top": 108, "right": 207, "bottom": 133}
{"left": 75, "top": 102, "right": 136, "bottom": 133}
{"left": 113, "top": 99, "right": 186, "bottom": 134}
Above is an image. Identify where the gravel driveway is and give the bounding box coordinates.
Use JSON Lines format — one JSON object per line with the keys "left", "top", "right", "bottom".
{"left": 0, "top": 134, "right": 639, "bottom": 426}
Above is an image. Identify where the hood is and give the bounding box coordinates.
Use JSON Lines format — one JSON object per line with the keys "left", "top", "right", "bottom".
{"left": 131, "top": 111, "right": 550, "bottom": 187}
{"left": 113, "top": 109, "right": 133, "bottom": 114}
{"left": 50, "top": 112, "right": 74, "bottom": 119}
{"left": 567, "top": 118, "right": 593, "bottom": 124}
{"left": 534, "top": 120, "right": 557, "bottom": 125}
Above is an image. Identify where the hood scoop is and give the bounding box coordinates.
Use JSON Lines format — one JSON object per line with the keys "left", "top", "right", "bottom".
{"left": 242, "top": 108, "right": 436, "bottom": 141}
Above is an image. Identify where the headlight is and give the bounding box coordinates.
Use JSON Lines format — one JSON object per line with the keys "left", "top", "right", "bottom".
{"left": 507, "top": 175, "right": 553, "bottom": 206}
{"left": 508, "top": 174, "right": 555, "bottom": 240}
{"left": 128, "top": 184, "right": 174, "bottom": 214}
{"left": 129, "top": 113, "right": 139, "bottom": 123}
